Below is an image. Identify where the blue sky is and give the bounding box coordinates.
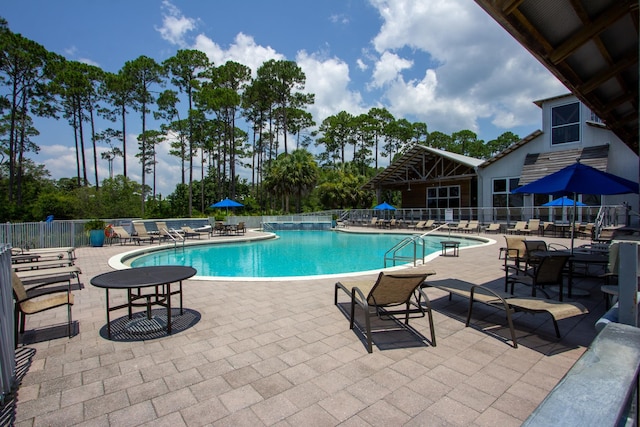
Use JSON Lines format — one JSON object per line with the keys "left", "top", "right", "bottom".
{"left": 2, "top": 0, "right": 567, "bottom": 195}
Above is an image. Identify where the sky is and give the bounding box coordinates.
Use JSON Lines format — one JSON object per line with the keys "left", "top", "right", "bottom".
{"left": 1, "top": 0, "right": 567, "bottom": 197}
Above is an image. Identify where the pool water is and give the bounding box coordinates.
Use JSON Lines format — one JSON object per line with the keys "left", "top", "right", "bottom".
{"left": 129, "top": 230, "right": 478, "bottom": 278}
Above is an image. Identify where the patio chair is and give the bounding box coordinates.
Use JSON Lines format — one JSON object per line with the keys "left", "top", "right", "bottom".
{"left": 111, "top": 226, "right": 134, "bottom": 245}
{"left": 501, "top": 235, "right": 527, "bottom": 268}
{"left": 526, "top": 219, "right": 541, "bottom": 235}
{"left": 422, "top": 219, "right": 435, "bottom": 230}
{"left": 425, "top": 278, "right": 588, "bottom": 348}
{"left": 408, "top": 220, "right": 426, "bottom": 231}
{"left": 600, "top": 243, "right": 620, "bottom": 309}
{"left": 12, "top": 271, "right": 75, "bottom": 347}
{"left": 181, "top": 226, "right": 210, "bottom": 239}
{"left": 484, "top": 223, "right": 501, "bottom": 233}
{"left": 213, "top": 221, "right": 225, "bottom": 235}
{"left": 505, "top": 254, "right": 572, "bottom": 298}
{"left": 368, "top": 217, "right": 378, "bottom": 227}
{"left": 461, "top": 220, "right": 479, "bottom": 233}
{"left": 507, "top": 221, "right": 530, "bottom": 235}
{"left": 156, "top": 224, "right": 184, "bottom": 243}
{"left": 522, "top": 240, "right": 568, "bottom": 271}
{"left": 334, "top": 272, "right": 436, "bottom": 353}
{"left": 132, "top": 223, "right": 156, "bottom": 244}
{"left": 235, "top": 222, "right": 246, "bottom": 235}
{"left": 577, "top": 223, "right": 595, "bottom": 239}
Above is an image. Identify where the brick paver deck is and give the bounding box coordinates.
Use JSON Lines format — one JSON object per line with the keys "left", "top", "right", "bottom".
{"left": 10, "top": 229, "right": 606, "bottom": 426}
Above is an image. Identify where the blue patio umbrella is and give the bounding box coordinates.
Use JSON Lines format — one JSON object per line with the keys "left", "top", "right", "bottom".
{"left": 210, "top": 197, "right": 244, "bottom": 215}
{"left": 513, "top": 162, "right": 638, "bottom": 196}
{"left": 373, "top": 202, "right": 396, "bottom": 210}
{"left": 513, "top": 161, "right": 639, "bottom": 251}
{"left": 542, "top": 196, "right": 587, "bottom": 207}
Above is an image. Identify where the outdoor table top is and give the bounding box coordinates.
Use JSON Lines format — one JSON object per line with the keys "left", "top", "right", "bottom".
{"left": 91, "top": 265, "right": 196, "bottom": 290}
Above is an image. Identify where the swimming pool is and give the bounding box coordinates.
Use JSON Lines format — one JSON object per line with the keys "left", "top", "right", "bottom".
{"left": 124, "top": 230, "right": 488, "bottom": 280}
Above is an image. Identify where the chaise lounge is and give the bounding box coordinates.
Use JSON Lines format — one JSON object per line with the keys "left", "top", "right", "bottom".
{"left": 424, "top": 278, "right": 588, "bottom": 348}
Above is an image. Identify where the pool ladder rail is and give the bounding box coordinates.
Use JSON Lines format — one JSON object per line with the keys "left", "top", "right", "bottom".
{"left": 161, "top": 228, "right": 186, "bottom": 248}
{"left": 383, "top": 224, "right": 449, "bottom": 267}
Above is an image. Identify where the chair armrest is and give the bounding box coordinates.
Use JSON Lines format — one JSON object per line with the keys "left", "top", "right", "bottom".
{"left": 549, "top": 243, "right": 569, "bottom": 251}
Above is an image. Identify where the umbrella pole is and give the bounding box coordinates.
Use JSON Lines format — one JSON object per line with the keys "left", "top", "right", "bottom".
{"left": 570, "top": 193, "right": 576, "bottom": 254}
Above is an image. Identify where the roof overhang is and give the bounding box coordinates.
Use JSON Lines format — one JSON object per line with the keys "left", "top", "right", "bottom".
{"left": 363, "top": 145, "right": 483, "bottom": 190}
{"left": 474, "top": 0, "right": 639, "bottom": 153}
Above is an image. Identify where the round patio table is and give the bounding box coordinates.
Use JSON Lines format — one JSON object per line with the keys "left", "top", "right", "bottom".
{"left": 91, "top": 266, "right": 196, "bottom": 338}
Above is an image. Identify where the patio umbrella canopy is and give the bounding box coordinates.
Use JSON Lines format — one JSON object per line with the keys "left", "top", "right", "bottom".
{"left": 542, "top": 196, "right": 587, "bottom": 207}
{"left": 373, "top": 202, "right": 396, "bottom": 210}
{"left": 513, "top": 161, "right": 639, "bottom": 251}
{"left": 513, "top": 162, "right": 639, "bottom": 197}
{"left": 210, "top": 197, "right": 244, "bottom": 215}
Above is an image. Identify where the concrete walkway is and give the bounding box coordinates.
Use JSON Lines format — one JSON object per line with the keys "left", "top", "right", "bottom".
{"left": 11, "top": 229, "right": 606, "bottom": 426}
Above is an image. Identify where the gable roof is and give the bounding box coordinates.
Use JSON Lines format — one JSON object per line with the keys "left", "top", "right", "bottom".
{"left": 363, "top": 145, "right": 483, "bottom": 190}
{"left": 474, "top": 0, "right": 638, "bottom": 152}
{"left": 478, "top": 130, "right": 543, "bottom": 168}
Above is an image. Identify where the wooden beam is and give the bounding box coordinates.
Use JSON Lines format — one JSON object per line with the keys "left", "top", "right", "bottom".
{"left": 501, "top": 0, "right": 524, "bottom": 15}
{"left": 550, "top": 0, "right": 634, "bottom": 64}
{"left": 579, "top": 51, "right": 639, "bottom": 94}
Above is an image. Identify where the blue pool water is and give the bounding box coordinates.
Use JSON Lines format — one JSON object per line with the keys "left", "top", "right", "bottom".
{"left": 129, "top": 230, "right": 479, "bottom": 278}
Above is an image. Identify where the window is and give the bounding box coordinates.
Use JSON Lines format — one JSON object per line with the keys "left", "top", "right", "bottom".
{"left": 551, "top": 102, "right": 580, "bottom": 145}
{"left": 427, "top": 185, "right": 460, "bottom": 209}
{"left": 492, "top": 178, "right": 523, "bottom": 207}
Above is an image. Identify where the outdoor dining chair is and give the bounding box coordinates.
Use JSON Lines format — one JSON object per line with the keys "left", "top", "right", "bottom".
{"left": 12, "top": 271, "right": 75, "bottom": 347}
{"left": 334, "top": 272, "right": 436, "bottom": 353}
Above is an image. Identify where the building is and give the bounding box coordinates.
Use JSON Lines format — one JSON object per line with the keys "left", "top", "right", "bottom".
{"left": 364, "top": 94, "right": 639, "bottom": 220}
{"left": 479, "top": 93, "right": 639, "bottom": 212}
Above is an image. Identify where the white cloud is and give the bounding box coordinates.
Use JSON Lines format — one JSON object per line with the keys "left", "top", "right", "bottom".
{"left": 156, "top": 0, "right": 197, "bottom": 47}
{"left": 367, "top": 0, "right": 565, "bottom": 136}
{"left": 370, "top": 51, "right": 412, "bottom": 89}
{"left": 193, "top": 32, "right": 284, "bottom": 75}
{"left": 295, "top": 50, "right": 364, "bottom": 123}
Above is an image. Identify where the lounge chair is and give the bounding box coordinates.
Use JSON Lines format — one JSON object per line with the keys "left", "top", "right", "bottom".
{"left": 422, "top": 219, "right": 435, "bottom": 230}
{"left": 156, "top": 222, "right": 184, "bottom": 243}
{"left": 424, "top": 278, "right": 588, "bottom": 348}
{"left": 12, "top": 258, "right": 75, "bottom": 271}
{"left": 507, "top": 221, "right": 530, "bottom": 235}
{"left": 526, "top": 219, "right": 541, "bottom": 235}
{"left": 334, "top": 272, "right": 436, "bottom": 353}
{"left": 505, "top": 253, "right": 572, "bottom": 298}
{"left": 15, "top": 265, "right": 82, "bottom": 287}
{"left": 15, "top": 247, "right": 76, "bottom": 262}
{"left": 181, "top": 226, "right": 210, "bottom": 239}
{"left": 461, "top": 220, "right": 479, "bottom": 233}
{"left": 111, "top": 226, "right": 134, "bottom": 245}
{"left": 12, "top": 271, "right": 75, "bottom": 347}
{"left": 577, "top": 223, "right": 595, "bottom": 239}
{"left": 132, "top": 222, "right": 156, "bottom": 244}
{"left": 484, "top": 223, "right": 501, "bottom": 233}
{"left": 408, "top": 220, "right": 426, "bottom": 231}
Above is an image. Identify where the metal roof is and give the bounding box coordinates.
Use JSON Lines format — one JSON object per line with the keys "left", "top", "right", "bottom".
{"left": 363, "top": 145, "right": 483, "bottom": 189}
{"left": 474, "top": 0, "right": 639, "bottom": 152}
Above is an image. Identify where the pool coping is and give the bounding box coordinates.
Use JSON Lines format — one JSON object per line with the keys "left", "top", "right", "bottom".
{"left": 108, "top": 228, "right": 496, "bottom": 282}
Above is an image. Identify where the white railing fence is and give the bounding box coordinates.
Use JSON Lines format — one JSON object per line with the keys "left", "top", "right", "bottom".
{"left": 0, "top": 244, "right": 15, "bottom": 407}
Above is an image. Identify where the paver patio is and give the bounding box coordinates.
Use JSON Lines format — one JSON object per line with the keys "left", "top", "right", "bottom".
{"left": 8, "top": 229, "right": 607, "bottom": 426}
